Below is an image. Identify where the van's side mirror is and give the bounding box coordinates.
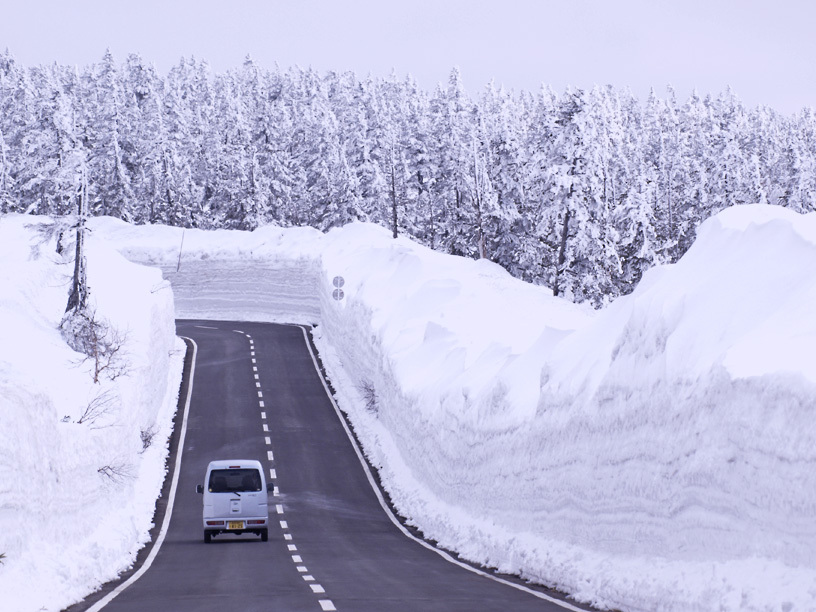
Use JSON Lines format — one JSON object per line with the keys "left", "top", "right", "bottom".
{"left": 196, "top": 484, "right": 204, "bottom": 494}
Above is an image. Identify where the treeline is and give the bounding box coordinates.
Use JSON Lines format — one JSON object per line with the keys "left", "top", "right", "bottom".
{"left": 1, "top": 51, "right": 814, "bottom": 304}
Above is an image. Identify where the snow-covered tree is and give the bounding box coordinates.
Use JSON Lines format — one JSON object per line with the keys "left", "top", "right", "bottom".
{"left": 3, "top": 54, "right": 816, "bottom": 305}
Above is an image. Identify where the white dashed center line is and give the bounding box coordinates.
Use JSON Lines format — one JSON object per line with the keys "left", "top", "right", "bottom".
{"left": 247, "top": 335, "right": 336, "bottom": 610}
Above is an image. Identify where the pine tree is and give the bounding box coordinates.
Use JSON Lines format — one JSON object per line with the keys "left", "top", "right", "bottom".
{"left": 85, "top": 50, "right": 135, "bottom": 220}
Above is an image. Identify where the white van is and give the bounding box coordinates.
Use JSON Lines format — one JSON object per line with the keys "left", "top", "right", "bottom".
{"left": 196, "top": 459, "right": 269, "bottom": 543}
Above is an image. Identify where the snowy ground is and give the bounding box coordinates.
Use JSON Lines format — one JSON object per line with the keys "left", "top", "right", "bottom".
{"left": 0, "top": 216, "right": 184, "bottom": 612}
{"left": 1, "top": 204, "right": 814, "bottom": 611}
{"left": 91, "top": 204, "right": 816, "bottom": 612}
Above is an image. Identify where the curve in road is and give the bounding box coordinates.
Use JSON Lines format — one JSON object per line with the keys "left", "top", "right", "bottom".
{"left": 68, "top": 320, "right": 593, "bottom": 612}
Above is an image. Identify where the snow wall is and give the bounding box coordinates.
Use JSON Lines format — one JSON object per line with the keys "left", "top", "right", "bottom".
{"left": 92, "top": 204, "right": 816, "bottom": 612}
{"left": 0, "top": 215, "right": 184, "bottom": 612}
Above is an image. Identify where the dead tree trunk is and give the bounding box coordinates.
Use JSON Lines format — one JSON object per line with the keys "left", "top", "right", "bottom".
{"left": 66, "top": 168, "right": 88, "bottom": 313}
{"left": 389, "top": 151, "right": 399, "bottom": 239}
{"left": 552, "top": 206, "right": 571, "bottom": 298}
{"left": 472, "top": 139, "right": 487, "bottom": 259}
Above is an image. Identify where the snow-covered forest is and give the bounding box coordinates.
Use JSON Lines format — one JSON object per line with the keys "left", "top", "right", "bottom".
{"left": 1, "top": 51, "right": 815, "bottom": 304}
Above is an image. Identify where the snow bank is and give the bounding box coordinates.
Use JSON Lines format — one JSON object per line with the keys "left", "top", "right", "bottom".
{"left": 0, "top": 215, "right": 184, "bottom": 612}
{"left": 94, "top": 221, "right": 323, "bottom": 324}
{"left": 90, "top": 205, "right": 816, "bottom": 611}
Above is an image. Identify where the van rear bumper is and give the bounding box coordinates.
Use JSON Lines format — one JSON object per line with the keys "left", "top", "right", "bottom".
{"left": 203, "top": 517, "right": 268, "bottom": 536}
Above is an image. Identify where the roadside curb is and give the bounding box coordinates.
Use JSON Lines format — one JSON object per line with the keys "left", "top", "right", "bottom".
{"left": 62, "top": 336, "right": 195, "bottom": 612}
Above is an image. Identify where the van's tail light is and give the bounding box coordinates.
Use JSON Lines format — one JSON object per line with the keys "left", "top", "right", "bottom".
{"left": 206, "top": 520, "right": 225, "bottom": 526}
{"left": 247, "top": 520, "right": 266, "bottom": 525}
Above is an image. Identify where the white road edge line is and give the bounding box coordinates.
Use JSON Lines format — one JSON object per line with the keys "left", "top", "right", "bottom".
{"left": 297, "top": 325, "right": 587, "bottom": 612}
{"left": 87, "top": 336, "right": 198, "bottom": 612}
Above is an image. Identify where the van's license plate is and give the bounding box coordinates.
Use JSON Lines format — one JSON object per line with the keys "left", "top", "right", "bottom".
{"left": 227, "top": 521, "right": 243, "bottom": 530}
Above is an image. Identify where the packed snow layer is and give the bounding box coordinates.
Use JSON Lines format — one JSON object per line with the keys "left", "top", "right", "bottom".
{"left": 0, "top": 215, "right": 184, "bottom": 612}
{"left": 91, "top": 205, "right": 816, "bottom": 612}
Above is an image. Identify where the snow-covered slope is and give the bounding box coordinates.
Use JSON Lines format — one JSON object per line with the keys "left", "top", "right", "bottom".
{"left": 33, "top": 204, "right": 816, "bottom": 611}
{"left": 315, "top": 207, "right": 816, "bottom": 612}
{"left": 0, "top": 216, "right": 184, "bottom": 612}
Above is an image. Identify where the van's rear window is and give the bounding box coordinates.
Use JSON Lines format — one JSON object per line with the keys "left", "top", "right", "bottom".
{"left": 208, "top": 469, "right": 263, "bottom": 492}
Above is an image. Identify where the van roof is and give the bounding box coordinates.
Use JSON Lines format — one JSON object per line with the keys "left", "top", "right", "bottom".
{"left": 206, "top": 459, "right": 263, "bottom": 470}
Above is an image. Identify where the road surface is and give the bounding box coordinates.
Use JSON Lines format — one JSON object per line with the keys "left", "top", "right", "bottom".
{"left": 68, "top": 320, "right": 590, "bottom": 612}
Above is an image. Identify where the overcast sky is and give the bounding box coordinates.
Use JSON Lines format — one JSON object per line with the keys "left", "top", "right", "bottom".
{"left": 2, "top": 0, "right": 814, "bottom": 114}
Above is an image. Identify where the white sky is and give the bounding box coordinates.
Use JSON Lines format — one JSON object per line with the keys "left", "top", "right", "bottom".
{"left": 2, "top": 0, "right": 814, "bottom": 114}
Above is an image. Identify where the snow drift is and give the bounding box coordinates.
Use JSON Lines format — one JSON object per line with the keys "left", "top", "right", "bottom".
{"left": 87, "top": 205, "right": 816, "bottom": 611}
{"left": 0, "top": 215, "right": 184, "bottom": 612}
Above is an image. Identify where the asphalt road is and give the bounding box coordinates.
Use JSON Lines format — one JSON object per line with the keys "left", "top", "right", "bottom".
{"left": 72, "top": 320, "right": 590, "bottom": 612}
